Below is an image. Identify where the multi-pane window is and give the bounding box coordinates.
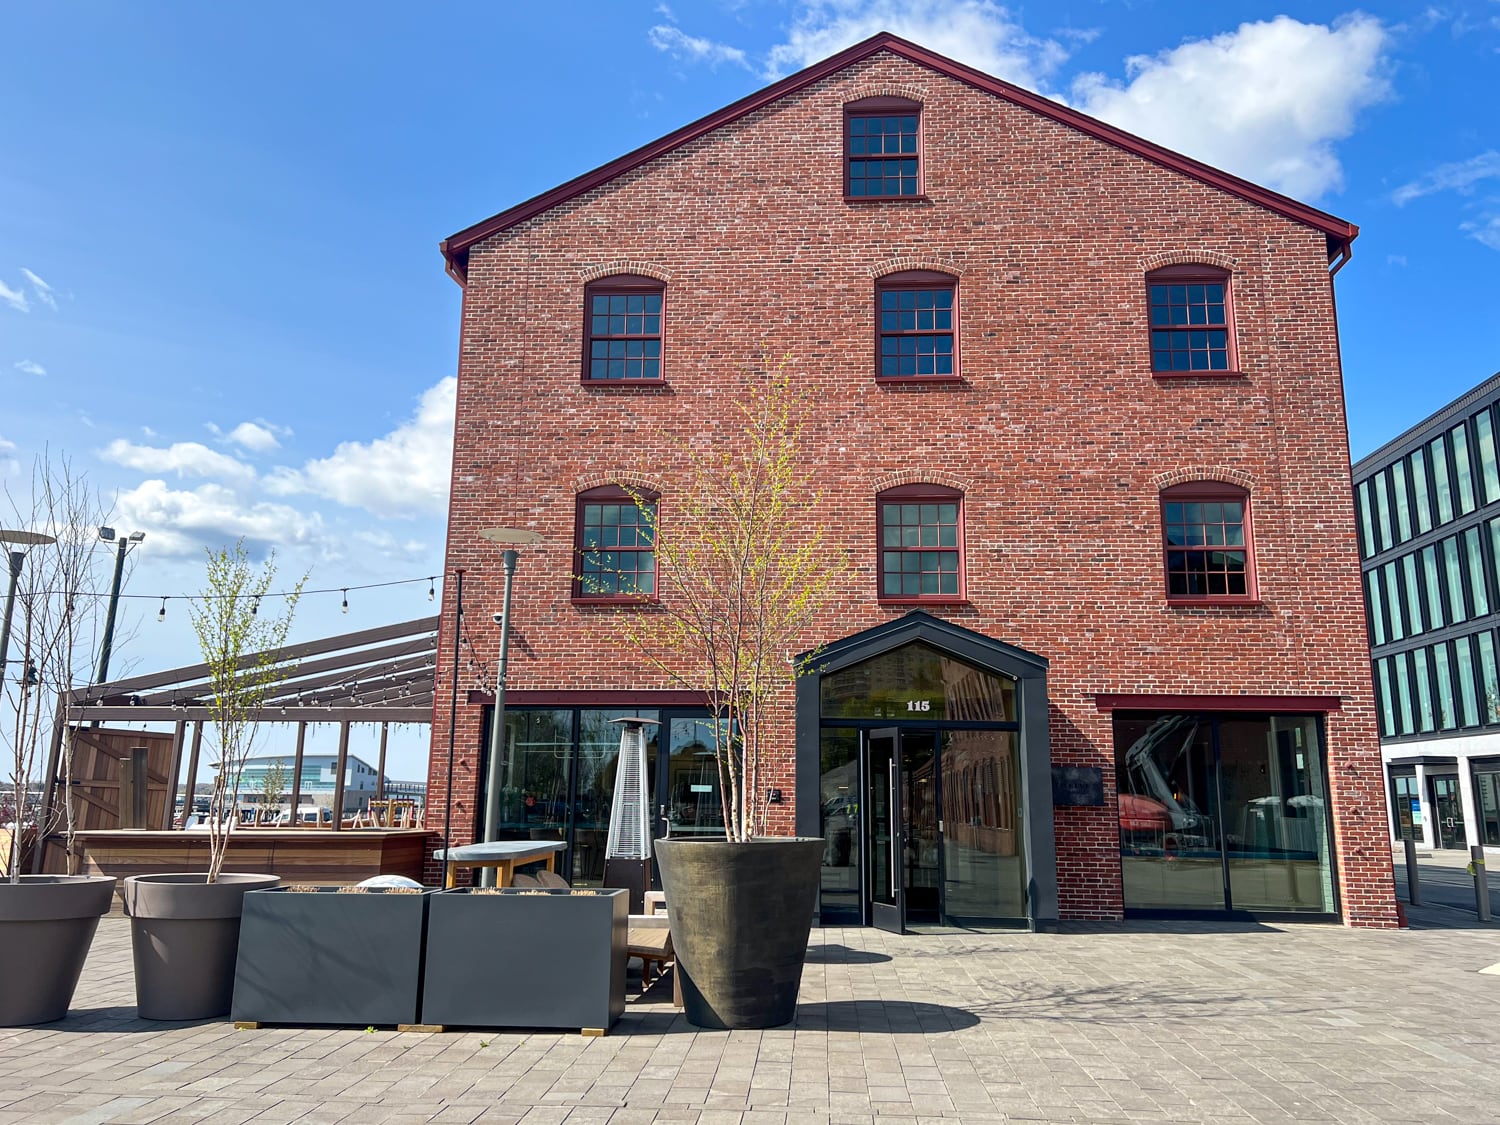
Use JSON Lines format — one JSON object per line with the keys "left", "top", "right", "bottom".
{"left": 1146, "top": 266, "right": 1233, "bottom": 374}
{"left": 876, "top": 271, "right": 956, "bottom": 379}
{"left": 845, "top": 98, "right": 921, "bottom": 198}
{"left": 877, "top": 486, "right": 963, "bottom": 601}
{"left": 1161, "top": 483, "right": 1253, "bottom": 601}
{"left": 574, "top": 487, "right": 656, "bottom": 601}
{"left": 583, "top": 276, "right": 663, "bottom": 382}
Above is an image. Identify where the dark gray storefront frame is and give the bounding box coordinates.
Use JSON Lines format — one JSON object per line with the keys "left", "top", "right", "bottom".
{"left": 794, "top": 610, "right": 1058, "bottom": 931}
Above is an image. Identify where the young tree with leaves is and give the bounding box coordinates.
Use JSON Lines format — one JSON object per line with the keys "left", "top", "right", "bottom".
{"left": 189, "top": 541, "right": 306, "bottom": 881}
{"left": 604, "top": 358, "right": 840, "bottom": 841}
{"left": 256, "top": 759, "right": 290, "bottom": 823}
{"left": 1, "top": 455, "right": 114, "bottom": 880}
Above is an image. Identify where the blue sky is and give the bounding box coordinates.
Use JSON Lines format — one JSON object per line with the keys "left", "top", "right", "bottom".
{"left": 2, "top": 1, "right": 1498, "bottom": 777}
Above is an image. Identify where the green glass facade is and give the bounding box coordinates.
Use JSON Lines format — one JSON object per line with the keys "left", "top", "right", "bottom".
{"left": 1357, "top": 396, "right": 1500, "bottom": 740}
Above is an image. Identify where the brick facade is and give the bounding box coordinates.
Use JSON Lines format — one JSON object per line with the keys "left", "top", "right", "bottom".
{"left": 426, "top": 39, "right": 1399, "bottom": 926}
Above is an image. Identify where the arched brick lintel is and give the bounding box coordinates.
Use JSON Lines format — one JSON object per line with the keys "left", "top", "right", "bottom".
{"left": 578, "top": 261, "right": 673, "bottom": 285}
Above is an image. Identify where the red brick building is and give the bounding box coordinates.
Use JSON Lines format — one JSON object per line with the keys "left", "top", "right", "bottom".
{"left": 428, "top": 33, "right": 1398, "bottom": 929}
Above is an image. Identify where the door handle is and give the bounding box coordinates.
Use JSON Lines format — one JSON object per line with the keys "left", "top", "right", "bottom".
{"left": 889, "top": 762, "right": 899, "bottom": 896}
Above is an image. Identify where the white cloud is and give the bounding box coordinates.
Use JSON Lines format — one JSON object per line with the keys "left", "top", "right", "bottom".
{"left": 266, "top": 377, "right": 454, "bottom": 519}
{"left": 648, "top": 25, "right": 751, "bottom": 69}
{"left": 1392, "top": 151, "right": 1500, "bottom": 205}
{"left": 19, "top": 268, "right": 57, "bottom": 310}
{"left": 13, "top": 359, "right": 45, "bottom": 376}
{"left": 0, "top": 436, "right": 14, "bottom": 454}
{"left": 226, "top": 421, "right": 283, "bottom": 453}
{"left": 764, "top": 0, "right": 1068, "bottom": 87}
{"left": 112, "top": 479, "right": 326, "bottom": 559}
{"left": 0, "top": 279, "right": 27, "bottom": 313}
{"left": 100, "top": 439, "right": 256, "bottom": 485}
{"left": 1069, "top": 14, "right": 1391, "bottom": 200}
{"left": 1463, "top": 214, "right": 1500, "bottom": 251}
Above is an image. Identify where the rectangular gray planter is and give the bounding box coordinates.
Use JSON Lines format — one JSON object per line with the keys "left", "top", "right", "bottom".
{"left": 421, "top": 888, "right": 627, "bottom": 1032}
{"left": 231, "top": 887, "right": 432, "bottom": 1026}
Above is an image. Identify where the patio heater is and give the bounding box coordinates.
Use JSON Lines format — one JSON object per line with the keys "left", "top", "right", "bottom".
{"left": 603, "top": 716, "right": 659, "bottom": 913}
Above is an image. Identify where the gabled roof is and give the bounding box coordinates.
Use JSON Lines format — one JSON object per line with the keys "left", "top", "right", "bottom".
{"left": 441, "top": 31, "right": 1358, "bottom": 284}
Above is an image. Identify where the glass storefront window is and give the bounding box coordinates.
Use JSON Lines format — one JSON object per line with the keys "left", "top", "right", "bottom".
{"left": 1115, "top": 712, "right": 1335, "bottom": 914}
{"left": 1434, "top": 643, "right": 1457, "bottom": 730}
{"left": 1443, "top": 537, "right": 1467, "bottom": 624}
{"left": 495, "top": 709, "right": 573, "bottom": 846}
{"left": 572, "top": 709, "right": 660, "bottom": 884}
{"left": 821, "top": 642, "right": 1015, "bottom": 723}
{"left": 1413, "top": 648, "right": 1436, "bottom": 733}
{"left": 940, "top": 729, "right": 1024, "bottom": 924}
{"left": 1391, "top": 772, "right": 1419, "bottom": 840}
{"left": 1475, "top": 769, "right": 1500, "bottom": 847}
{"left": 1366, "top": 570, "right": 1386, "bottom": 646}
{"left": 1357, "top": 480, "right": 1376, "bottom": 558}
{"left": 1465, "top": 527, "right": 1490, "bottom": 617}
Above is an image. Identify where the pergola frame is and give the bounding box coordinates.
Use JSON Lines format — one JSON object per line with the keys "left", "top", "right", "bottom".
{"left": 34, "top": 616, "right": 437, "bottom": 856}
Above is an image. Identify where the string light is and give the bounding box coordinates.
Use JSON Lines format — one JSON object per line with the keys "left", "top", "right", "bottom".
{"left": 157, "top": 597, "right": 167, "bottom": 623}
{"left": 428, "top": 577, "right": 436, "bottom": 602}
{"left": 252, "top": 595, "right": 262, "bottom": 616}
{"left": 341, "top": 589, "right": 349, "bottom": 614}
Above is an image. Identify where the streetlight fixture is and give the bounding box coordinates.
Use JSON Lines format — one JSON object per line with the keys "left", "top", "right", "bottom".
{"left": 94, "top": 527, "right": 146, "bottom": 688}
{"left": 0, "top": 529, "right": 57, "bottom": 690}
{"left": 478, "top": 526, "right": 544, "bottom": 885}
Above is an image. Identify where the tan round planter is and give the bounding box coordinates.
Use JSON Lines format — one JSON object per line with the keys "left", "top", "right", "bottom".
{"left": 123, "top": 872, "right": 280, "bottom": 1021}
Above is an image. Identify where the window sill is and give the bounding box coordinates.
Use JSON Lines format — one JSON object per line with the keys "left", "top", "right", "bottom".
{"left": 875, "top": 376, "right": 965, "bottom": 387}
{"left": 845, "top": 194, "right": 930, "bottom": 204}
{"left": 581, "top": 378, "right": 671, "bottom": 389}
{"left": 878, "top": 597, "right": 970, "bottom": 608}
{"left": 571, "top": 596, "right": 657, "bottom": 607}
{"left": 1151, "top": 370, "right": 1245, "bottom": 381}
{"left": 1164, "top": 597, "right": 1263, "bottom": 609}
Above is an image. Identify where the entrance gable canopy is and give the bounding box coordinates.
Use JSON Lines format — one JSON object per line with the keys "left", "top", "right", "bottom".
{"left": 799, "top": 609, "right": 1047, "bottom": 683}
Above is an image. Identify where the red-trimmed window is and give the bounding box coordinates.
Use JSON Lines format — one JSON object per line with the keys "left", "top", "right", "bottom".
{"left": 877, "top": 271, "right": 957, "bottom": 380}
{"left": 845, "top": 97, "right": 922, "bottom": 199}
{"left": 584, "top": 275, "right": 664, "bottom": 382}
{"left": 1146, "top": 265, "right": 1235, "bottom": 374}
{"left": 574, "top": 486, "right": 656, "bottom": 601}
{"left": 1161, "top": 482, "right": 1255, "bottom": 602}
{"left": 878, "top": 485, "right": 964, "bottom": 602}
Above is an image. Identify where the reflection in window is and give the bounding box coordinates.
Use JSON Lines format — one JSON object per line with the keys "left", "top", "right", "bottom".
{"left": 820, "top": 642, "right": 1014, "bottom": 722}
{"left": 575, "top": 487, "right": 656, "bottom": 600}
{"left": 1161, "top": 483, "right": 1252, "bottom": 600}
{"left": 878, "top": 486, "right": 962, "bottom": 599}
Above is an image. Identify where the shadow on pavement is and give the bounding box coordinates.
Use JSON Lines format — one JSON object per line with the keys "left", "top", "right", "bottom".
{"left": 804, "top": 943, "right": 893, "bottom": 964}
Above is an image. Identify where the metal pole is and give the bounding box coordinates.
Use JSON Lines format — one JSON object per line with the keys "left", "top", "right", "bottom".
{"left": 376, "top": 723, "right": 389, "bottom": 801}
{"left": 480, "top": 549, "right": 519, "bottom": 886}
{"left": 332, "top": 721, "right": 351, "bottom": 831}
{"left": 289, "top": 722, "right": 307, "bottom": 824}
{"left": 93, "top": 538, "right": 128, "bottom": 686}
{"left": 0, "top": 549, "right": 24, "bottom": 684}
{"left": 1404, "top": 836, "right": 1421, "bottom": 906}
{"left": 442, "top": 570, "right": 463, "bottom": 861}
{"left": 1472, "top": 845, "right": 1492, "bottom": 923}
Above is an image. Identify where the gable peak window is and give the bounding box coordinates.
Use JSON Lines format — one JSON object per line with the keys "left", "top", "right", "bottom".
{"left": 1146, "top": 264, "right": 1236, "bottom": 375}
{"left": 878, "top": 484, "right": 965, "bottom": 603}
{"left": 845, "top": 97, "right": 922, "bottom": 199}
{"left": 876, "top": 270, "right": 958, "bottom": 381}
{"left": 1161, "top": 481, "right": 1255, "bottom": 603}
{"left": 574, "top": 485, "right": 657, "bottom": 602}
{"left": 584, "top": 275, "right": 664, "bottom": 383}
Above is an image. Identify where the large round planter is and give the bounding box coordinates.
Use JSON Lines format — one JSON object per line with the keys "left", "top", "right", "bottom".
{"left": 0, "top": 875, "right": 115, "bottom": 1026}
{"left": 654, "top": 836, "right": 823, "bottom": 1029}
{"left": 123, "top": 872, "right": 279, "bottom": 1021}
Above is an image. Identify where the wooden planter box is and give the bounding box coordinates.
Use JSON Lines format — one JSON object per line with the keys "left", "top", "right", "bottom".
{"left": 421, "top": 888, "right": 627, "bottom": 1034}
{"left": 231, "top": 886, "right": 432, "bottom": 1027}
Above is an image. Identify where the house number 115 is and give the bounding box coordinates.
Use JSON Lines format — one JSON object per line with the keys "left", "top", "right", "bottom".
{"left": 906, "top": 699, "right": 932, "bottom": 712}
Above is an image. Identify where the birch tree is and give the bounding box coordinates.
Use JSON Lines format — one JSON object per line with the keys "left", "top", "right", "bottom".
{"left": 605, "top": 359, "right": 839, "bottom": 841}
{"left": 1, "top": 455, "right": 113, "bottom": 879}
{"left": 189, "top": 541, "right": 305, "bottom": 881}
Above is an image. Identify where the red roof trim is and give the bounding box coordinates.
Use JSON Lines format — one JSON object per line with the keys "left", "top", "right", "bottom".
{"left": 440, "top": 32, "right": 1358, "bottom": 284}
{"left": 1094, "top": 693, "right": 1343, "bottom": 713}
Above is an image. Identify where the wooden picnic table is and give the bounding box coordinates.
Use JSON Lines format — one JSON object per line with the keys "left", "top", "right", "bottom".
{"left": 432, "top": 840, "right": 566, "bottom": 888}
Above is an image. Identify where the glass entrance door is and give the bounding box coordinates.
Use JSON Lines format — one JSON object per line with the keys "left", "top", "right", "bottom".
{"left": 658, "top": 717, "right": 727, "bottom": 840}
{"left": 1430, "top": 775, "right": 1467, "bottom": 849}
{"left": 866, "top": 729, "right": 904, "bottom": 932}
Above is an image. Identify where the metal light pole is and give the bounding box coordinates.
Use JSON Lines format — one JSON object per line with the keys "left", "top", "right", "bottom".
{"left": 478, "top": 527, "right": 543, "bottom": 886}
{"left": 0, "top": 530, "right": 57, "bottom": 688}
{"left": 93, "top": 527, "right": 145, "bottom": 687}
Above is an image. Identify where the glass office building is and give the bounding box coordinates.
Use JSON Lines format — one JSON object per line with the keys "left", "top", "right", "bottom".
{"left": 1354, "top": 370, "right": 1500, "bottom": 852}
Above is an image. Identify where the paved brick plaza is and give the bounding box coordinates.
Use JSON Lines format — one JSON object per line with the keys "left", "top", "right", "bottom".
{"left": 1, "top": 911, "right": 1496, "bottom": 1125}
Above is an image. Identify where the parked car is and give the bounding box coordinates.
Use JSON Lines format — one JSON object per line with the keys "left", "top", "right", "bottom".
{"left": 273, "top": 806, "right": 333, "bottom": 826}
